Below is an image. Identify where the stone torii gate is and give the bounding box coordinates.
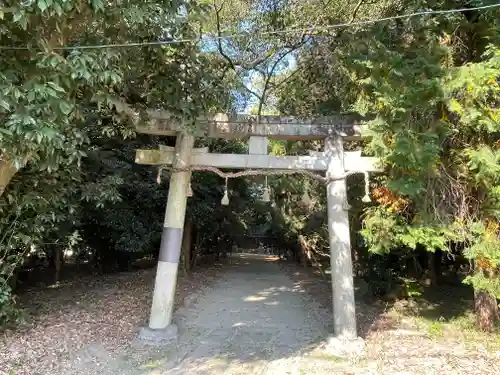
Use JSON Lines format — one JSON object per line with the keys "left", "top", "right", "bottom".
{"left": 135, "top": 111, "right": 380, "bottom": 353}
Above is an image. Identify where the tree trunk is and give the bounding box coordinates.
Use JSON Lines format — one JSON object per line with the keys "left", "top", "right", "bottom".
{"left": 474, "top": 289, "right": 499, "bottom": 332}
{"left": 425, "top": 251, "right": 437, "bottom": 286}
{"left": 352, "top": 247, "right": 361, "bottom": 276}
{"left": 54, "top": 247, "right": 63, "bottom": 284}
{"left": 0, "top": 158, "right": 19, "bottom": 197}
{"left": 406, "top": 255, "right": 418, "bottom": 279}
{"left": 434, "top": 249, "right": 442, "bottom": 284}
{"left": 8, "top": 267, "right": 20, "bottom": 291}
{"left": 181, "top": 218, "right": 193, "bottom": 274}
{"left": 190, "top": 228, "right": 201, "bottom": 270}
{"left": 75, "top": 253, "right": 80, "bottom": 270}
{"left": 298, "top": 235, "right": 308, "bottom": 266}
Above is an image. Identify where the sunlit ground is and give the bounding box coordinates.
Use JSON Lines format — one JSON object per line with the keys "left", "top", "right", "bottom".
{"left": 2, "top": 252, "right": 499, "bottom": 375}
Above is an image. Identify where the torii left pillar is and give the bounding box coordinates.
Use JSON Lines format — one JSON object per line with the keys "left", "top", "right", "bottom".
{"left": 139, "top": 133, "right": 194, "bottom": 344}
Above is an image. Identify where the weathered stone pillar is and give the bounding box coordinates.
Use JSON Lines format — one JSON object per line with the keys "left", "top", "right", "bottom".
{"left": 324, "top": 137, "right": 364, "bottom": 355}
{"left": 140, "top": 133, "right": 194, "bottom": 344}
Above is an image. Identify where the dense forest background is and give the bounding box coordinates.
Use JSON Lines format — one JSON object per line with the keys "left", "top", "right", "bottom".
{"left": 0, "top": 0, "right": 499, "bottom": 331}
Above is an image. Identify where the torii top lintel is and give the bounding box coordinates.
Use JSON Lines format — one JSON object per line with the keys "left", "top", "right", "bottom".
{"left": 136, "top": 110, "right": 368, "bottom": 140}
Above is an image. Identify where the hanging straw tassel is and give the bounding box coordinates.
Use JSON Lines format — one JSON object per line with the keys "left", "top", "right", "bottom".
{"left": 156, "top": 167, "right": 163, "bottom": 184}
{"left": 301, "top": 180, "right": 312, "bottom": 207}
{"left": 342, "top": 198, "right": 352, "bottom": 211}
{"left": 261, "top": 176, "right": 270, "bottom": 202}
{"left": 221, "top": 178, "right": 229, "bottom": 205}
{"left": 186, "top": 182, "right": 193, "bottom": 197}
{"left": 261, "top": 187, "right": 270, "bottom": 202}
{"left": 361, "top": 172, "right": 371, "bottom": 203}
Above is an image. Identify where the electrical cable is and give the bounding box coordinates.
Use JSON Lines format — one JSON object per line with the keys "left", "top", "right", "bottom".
{"left": 0, "top": 3, "right": 498, "bottom": 50}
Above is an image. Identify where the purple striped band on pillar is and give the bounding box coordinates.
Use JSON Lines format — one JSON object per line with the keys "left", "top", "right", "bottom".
{"left": 158, "top": 227, "right": 183, "bottom": 263}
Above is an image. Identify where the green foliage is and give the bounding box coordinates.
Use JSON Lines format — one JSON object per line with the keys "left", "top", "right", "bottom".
{"left": 0, "top": 0, "right": 230, "bottom": 322}
{"left": 462, "top": 221, "right": 500, "bottom": 298}
{"left": 401, "top": 278, "right": 424, "bottom": 298}
{"left": 0, "top": 284, "right": 24, "bottom": 325}
{"left": 76, "top": 134, "right": 165, "bottom": 265}
{"left": 361, "top": 207, "right": 456, "bottom": 254}
{"left": 349, "top": 4, "right": 500, "bottom": 300}
{"left": 361, "top": 207, "right": 404, "bottom": 254}
{"left": 272, "top": 0, "right": 500, "bottom": 320}
{"left": 1, "top": 0, "right": 499, "bottom": 329}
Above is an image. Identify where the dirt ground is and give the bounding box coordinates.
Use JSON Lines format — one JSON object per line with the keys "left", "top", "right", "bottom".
{"left": 279, "top": 261, "right": 500, "bottom": 375}
{"left": 0, "top": 263, "right": 222, "bottom": 375}
{"left": 1, "top": 255, "right": 499, "bottom": 375}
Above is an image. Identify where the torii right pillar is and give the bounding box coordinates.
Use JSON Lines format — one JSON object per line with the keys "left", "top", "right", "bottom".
{"left": 324, "top": 136, "right": 365, "bottom": 355}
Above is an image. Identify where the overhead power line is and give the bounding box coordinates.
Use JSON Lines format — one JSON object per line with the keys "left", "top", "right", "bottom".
{"left": 0, "top": 3, "right": 499, "bottom": 51}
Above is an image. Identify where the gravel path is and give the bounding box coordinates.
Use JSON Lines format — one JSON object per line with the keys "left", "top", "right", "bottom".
{"left": 5, "top": 253, "right": 498, "bottom": 375}
{"left": 163, "top": 253, "right": 352, "bottom": 375}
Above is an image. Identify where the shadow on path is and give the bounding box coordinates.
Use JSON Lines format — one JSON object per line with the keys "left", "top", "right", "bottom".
{"left": 165, "top": 253, "right": 335, "bottom": 374}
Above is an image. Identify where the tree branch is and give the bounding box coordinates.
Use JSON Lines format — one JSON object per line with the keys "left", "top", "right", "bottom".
{"left": 269, "top": 64, "right": 304, "bottom": 91}
{"left": 335, "top": 0, "right": 366, "bottom": 38}
{"left": 349, "top": 0, "right": 366, "bottom": 24}
{"left": 213, "top": 1, "right": 280, "bottom": 71}
{"left": 0, "top": 155, "right": 29, "bottom": 197}
{"left": 257, "top": 46, "right": 302, "bottom": 116}
{"left": 241, "top": 48, "right": 278, "bottom": 70}
{"left": 240, "top": 83, "right": 261, "bottom": 100}
{"left": 0, "top": 158, "right": 18, "bottom": 197}
{"left": 214, "top": 0, "right": 237, "bottom": 71}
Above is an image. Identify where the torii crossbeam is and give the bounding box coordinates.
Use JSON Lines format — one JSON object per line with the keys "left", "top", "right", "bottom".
{"left": 136, "top": 113, "right": 380, "bottom": 352}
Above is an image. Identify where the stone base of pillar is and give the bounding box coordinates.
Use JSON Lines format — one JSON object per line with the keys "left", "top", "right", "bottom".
{"left": 137, "top": 324, "right": 178, "bottom": 346}
{"left": 323, "top": 336, "right": 365, "bottom": 358}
